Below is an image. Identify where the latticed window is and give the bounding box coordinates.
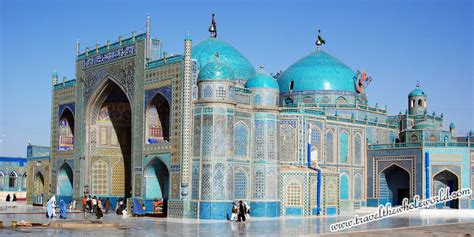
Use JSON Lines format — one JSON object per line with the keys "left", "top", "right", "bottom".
{"left": 287, "top": 182, "right": 302, "bottom": 206}
{"left": 325, "top": 131, "right": 334, "bottom": 163}
{"left": 354, "top": 174, "right": 362, "bottom": 199}
{"left": 340, "top": 132, "right": 349, "bottom": 163}
{"left": 354, "top": 134, "right": 362, "bottom": 165}
{"left": 213, "top": 164, "right": 225, "bottom": 199}
{"left": 192, "top": 166, "right": 199, "bottom": 199}
{"left": 311, "top": 127, "right": 321, "bottom": 163}
{"left": 234, "top": 171, "right": 247, "bottom": 199}
{"left": 216, "top": 86, "right": 226, "bottom": 97}
{"left": 234, "top": 123, "right": 249, "bottom": 157}
{"left": 267, "top": 121, "right": 276, "bottom": 160}
{"left": 201, "top": 164, "right": 211, "bottom": 200}
{"left": 204, "top": 85, "right": 213, "bottom": 98}
{"left": 202, "top": 115, "right": 213, "bottom": 158}
{"left": 279, "top": 125, "right": 296, "bottom": 162}
{"left": 254, "top": 121, "right": 265, "bottom": 160}
{"left": 254, "top": 94, "right": 262, "bottom": 104}
{"left": 253, "top": 169, "right": 265, "bottom": 199}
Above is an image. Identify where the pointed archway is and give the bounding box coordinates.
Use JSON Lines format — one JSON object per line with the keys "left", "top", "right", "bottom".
{"left": 379, "top": 165, "right": 410, "bottom": 206}
{"left": 144, "top": 158, "right": 169, "bottom": 216}
{"left": 87, "top": 79, "right": 132, "bottom": 198}
{"left": 146, "top": 93, "right": 170, "bottom": 144}
{"left": 433, "top": 170, "right": 459, "bottom": 209}
{"left": 57, "top": 163, "right": 73, "bottom": 196}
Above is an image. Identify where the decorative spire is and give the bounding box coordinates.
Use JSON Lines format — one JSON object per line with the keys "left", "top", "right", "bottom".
{"left": 316, "top": 29, "right": 326, "bottom": 50}
{"left": 209, "top": 13, "right": 217, "bottom": 38}
{"left": 416, "top": 80, "right": 420, "bottom": 88}
{"left": 76, "top": 39, "right": 80, "bottom": 56}
{"left": 259, "top": 65, "right": 264, "bottom": 71}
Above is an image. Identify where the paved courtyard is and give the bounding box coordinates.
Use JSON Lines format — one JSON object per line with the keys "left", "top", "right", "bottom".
{"left": 0, "top": 203, "right": 473, "bottom": 236}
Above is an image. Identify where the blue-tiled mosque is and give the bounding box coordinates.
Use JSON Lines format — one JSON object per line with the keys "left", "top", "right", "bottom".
{"left": 37, "top": 15, "right": 473, "bottom": 219}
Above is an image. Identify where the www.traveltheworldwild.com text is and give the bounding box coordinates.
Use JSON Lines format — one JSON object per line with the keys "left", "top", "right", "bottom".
{"left": 330, "top": 187, "right": 472, "bottom": 232}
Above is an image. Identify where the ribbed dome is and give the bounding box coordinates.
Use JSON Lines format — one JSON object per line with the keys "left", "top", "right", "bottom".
{"left": 449, "top": 122, "right": 455, "bottom": 129}
{"left": 193, "top": 38, "right": 255, "bottom": 81}
{"left": 277, "top": 50, "right": 356, "bottom": 93}
{"left": 409, "top": 88, "right": 426, "bottom": 97}
{"left": 245, "top": 71, "right": 279, "bottom": 90}
{"left": 197, "top": 61, "right": 234, "bottom": 81}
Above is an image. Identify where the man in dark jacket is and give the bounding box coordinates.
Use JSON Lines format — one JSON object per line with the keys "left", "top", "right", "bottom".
{"left": 237, "top": 200, "right": 246, "bottom": 222}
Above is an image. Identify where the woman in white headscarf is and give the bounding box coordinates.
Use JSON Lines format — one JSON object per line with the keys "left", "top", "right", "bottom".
{"left": 46, "top": 196, "right": 56, "bottom": 218}
{"left": 243, "top": 202, "right": 250, "bottom": 220}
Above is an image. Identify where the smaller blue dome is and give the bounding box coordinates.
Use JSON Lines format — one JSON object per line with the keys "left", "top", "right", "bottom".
{"left": 449, "top": 122, "right": 455, "bottom": 129}
{"left": 409, "top": 88, "right": 426, "bottom": 97}
{"left": 198, "top": 61, "right": 234, "bottom": 81}
{"left": 245, "top": 71, "right": 279, "bottom": 90}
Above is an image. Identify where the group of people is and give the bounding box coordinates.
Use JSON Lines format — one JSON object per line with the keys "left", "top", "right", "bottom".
{"left": 82, "top": 195, "right": 111, "bottom": 220}
{"left": 230, "top": 201, "right": 250, "bottom": 222}
{"left": 45, "top": 196, "right": 68, "bottom": 219}
{"left": 4, "top": 194, "right": 18, "bottom": 207}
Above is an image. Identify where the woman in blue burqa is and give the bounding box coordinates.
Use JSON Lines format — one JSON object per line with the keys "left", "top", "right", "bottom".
{"left": 46, "top": 196, "right": 56, "bottom": 219}
{"left": 132, "top": 198, "right": 145, "bottom": 216}
{"left": 59, "top": 200, "right": 68, "bottom": 219}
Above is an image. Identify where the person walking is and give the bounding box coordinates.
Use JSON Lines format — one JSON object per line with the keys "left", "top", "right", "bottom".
{"left": 243, "top": 202, "right": 250, "bottom": 221}
{"left": 230, "top": 202, "right": 238, "bottom": 222}
{"left": 59, "top": 200, "right": 68, "bottom": 219}
{"left": 92, "top": 196, "right": 97, "bottom": 214}
{"left": 87, "top": 195, "right": 92, "bottom": 213}
{"left": 82, "top": 196, "right": 87, "bottom": 219}
{"left": 96, "top": 198, "right": 103, "bottom": 220}
{"left": 237, "top": 200, "right": 246, "bottom": 222}
{"left": 104, "top": 198, "right": 111, "bottom": 214}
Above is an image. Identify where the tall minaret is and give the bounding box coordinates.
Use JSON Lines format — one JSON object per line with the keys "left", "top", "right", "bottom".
{"left": 180, "top": 32, "right": 193, "bottom": 199}
{"left": 52, "top": 71, "right": 58, "bottom": 86}
{"left": 76, "top": 39, "right": 80, "bottom": 56}
{"left": 146, "top": 14, "right": 151, "bottom": 61}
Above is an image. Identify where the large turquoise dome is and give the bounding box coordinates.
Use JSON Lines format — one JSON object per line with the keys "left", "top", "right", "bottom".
{"left": 193, "top": 38, "right": 255, "bottom": 81}
{"left": 198, "top": 61, "right": 234, "bottom": 81}
{"left": 277, "top": 50, "right": 356, "bottom": 93}
{"left": 245, "top": 71, "right": 279, "bottom": 90}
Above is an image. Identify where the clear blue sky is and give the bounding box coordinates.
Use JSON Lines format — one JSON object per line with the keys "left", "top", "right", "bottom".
{"left": 0, "top": 0, "right": 472, "bottom": 157}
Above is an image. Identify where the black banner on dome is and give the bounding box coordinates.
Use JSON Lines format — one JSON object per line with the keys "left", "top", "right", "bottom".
{"left": 83, "top": 44, "right": 136, "bottom": 68}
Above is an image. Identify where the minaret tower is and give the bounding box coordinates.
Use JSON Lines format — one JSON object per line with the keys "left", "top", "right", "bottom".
{"left": 408, "top": 81, "right": 427, "bottom": 115}
{"left": 181, "top": 32, "right": 193, "bottom": 199}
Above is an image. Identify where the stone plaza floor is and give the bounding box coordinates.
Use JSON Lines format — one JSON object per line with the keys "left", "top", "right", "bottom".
{"left": 0, "top": 203, "right": 473, "bottom": 236}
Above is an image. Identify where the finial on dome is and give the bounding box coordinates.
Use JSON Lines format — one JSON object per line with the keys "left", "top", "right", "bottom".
{"left": 259, "top": 65, "right": 264, "bottom": 70}
{"left": 209, "top": 13, "right": 217, "bottom": 38}
{"left": 316, "top": 29, "right": 326, "bottom": 50}
{"left": 416, "top": 80, "right": 420, "bottom": 88}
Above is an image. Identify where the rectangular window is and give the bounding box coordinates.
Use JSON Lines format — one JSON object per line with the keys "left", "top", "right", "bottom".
{"left": 289, "top": 81, "right": 294, "bottom": 91}
{"left": 216, "top": 86, "right": 226, "bottom": 97}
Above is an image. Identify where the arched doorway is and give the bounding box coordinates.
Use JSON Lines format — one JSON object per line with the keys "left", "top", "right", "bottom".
{"left": 57, "top": 163, "right": 73, "bottom": 196}
{"left": 146, "top": 93, "right": 170, "bottom": 144}
{"left": 9, "top": 171, "right": 17, "bottom": 188}
{"left": 88, "top": 80, "right": 132, "bottom": 199}
{"left": 58, "top": 108, "right": 75, "bottom": 150}
{"left": 144, "top": 158, "right": 169, "bottom": 215}
{"left": 379, "top": 165, "right": 410, "bottom": 206}
{"left": 34, "top": 172, "right": 45, "bottom": 204}
{"left": 433, "top": 170, "right": 459, "bottom": 209}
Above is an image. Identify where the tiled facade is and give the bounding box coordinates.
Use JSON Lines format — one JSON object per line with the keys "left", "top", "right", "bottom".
{"left": 40, "top": 15, "right": 473, "bottom": 219}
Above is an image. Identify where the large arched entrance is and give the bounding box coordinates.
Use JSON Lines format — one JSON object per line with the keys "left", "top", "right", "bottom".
{"left": 144, "top": 158, "right": 169, "bottom": 215}
{"left": 88, "top": 79, "right": 132, "bottom": 199}
{"left": 57, "top": 163, "right": 73, "bottom": 196}
{"left": 379, "top": 165, "right": 410, "bottom": 206}
{"left": 146, "top": 93, "right": 170, "bottom": 144}
{"left": 433, "top": 170, "right": 459, "bottom": 209}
